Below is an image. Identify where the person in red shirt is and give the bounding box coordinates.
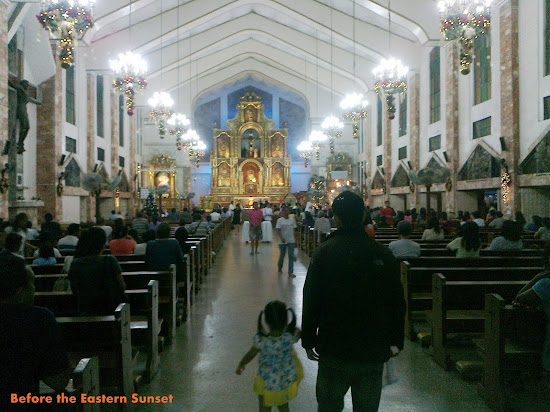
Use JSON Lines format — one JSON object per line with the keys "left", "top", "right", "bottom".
{"left": 380, "top": 200, "right": 396, "bottom": 226}
{"left": 109, "top": 225, "right": 137, "bottom": 255}
{"left": 248, "top": 202, "right": 264, "bottom": 255}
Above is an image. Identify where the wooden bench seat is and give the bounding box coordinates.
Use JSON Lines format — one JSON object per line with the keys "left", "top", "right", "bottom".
{"left": 35, "top": 281, "right": 162, "bottom": 382}
{"left": 56, "top": 303, "right": 135, "bottom": 409}
{"left": 476, "top": 294, "right": 546, "bottom": 411}
{"left": 402, "top": 262, "right": 542, "bottom": 340}
{"left": 431, "top": 274, "right": 531, "bottom": 370}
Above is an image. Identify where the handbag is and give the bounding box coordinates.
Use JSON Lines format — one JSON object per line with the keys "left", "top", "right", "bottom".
{"left": 53, "top": 256, "right": 73, "bottom": 292}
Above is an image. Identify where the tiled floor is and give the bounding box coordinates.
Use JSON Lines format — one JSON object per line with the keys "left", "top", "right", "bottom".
{"left": 139, "top": 233, "right": 502, "bottom": 411}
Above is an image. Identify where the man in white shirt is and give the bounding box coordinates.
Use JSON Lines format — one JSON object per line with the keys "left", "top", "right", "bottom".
{"left": 95, "top": 217, "right": 113, "bottom": 246}
{"left": 263, "top": 204, "right": 274, "bottom": 222}
{"left": 388, "top": 221, "right": 421, "bottom": 259}
{"left": 57, "top": 223, "right": 80, "bottom": 251}
{"left": 210, "top": 209, "right": 221, "bottom": 222}
{"left": 275, "top": 205, "right": 297, "bottom": 277}
{"left": 471, "top": 211, "right": 486, "bottom": 227}
{"left": 109, "top": 210, "right": 123, "bottom": 221}
{"left": 228, "top": 201, "right": 235, "bottom": 215}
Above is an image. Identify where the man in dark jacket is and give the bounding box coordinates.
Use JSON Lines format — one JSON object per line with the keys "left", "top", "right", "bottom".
{"left": 302, "top": 191, "right": 406, "bottom": 412}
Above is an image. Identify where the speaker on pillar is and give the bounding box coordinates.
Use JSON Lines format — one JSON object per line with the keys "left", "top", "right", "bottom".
{"left": 407, "top": 161, "right": 412, "bottom": 170}
{"left": 59, "top": 154, "right": 66, "bottom": 166}
{"left": 443, "top": 151, "right": 449, "bottom": 163}
{"left": 380, "top": 167, "right": 385, "bottom": 175}
{"left": 500, "top": 137, "right": 507, "bottom": 151}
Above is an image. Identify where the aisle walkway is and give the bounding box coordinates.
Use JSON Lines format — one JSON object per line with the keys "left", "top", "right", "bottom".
{"left": 141, "top": 232, "right": 491, "bottom": 411}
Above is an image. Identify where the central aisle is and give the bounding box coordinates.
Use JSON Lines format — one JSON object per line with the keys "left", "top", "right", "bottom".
{"left": 140, "top": 232, "right": 491, "bottom": 411}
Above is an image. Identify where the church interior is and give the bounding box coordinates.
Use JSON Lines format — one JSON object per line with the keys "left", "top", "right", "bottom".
{"left": 2, "top": 0, "right": 550, "bottom": 411}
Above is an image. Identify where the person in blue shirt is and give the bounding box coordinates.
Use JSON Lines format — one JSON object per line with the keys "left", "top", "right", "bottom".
{"left": 32, "top": 243, "right": 57, "bottom": 265}
{"left": 0, "top": 254, "right": 71, "bottom": 409}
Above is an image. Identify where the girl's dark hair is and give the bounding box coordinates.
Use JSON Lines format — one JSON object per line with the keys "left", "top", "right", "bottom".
{"left": 501, "top": 220, "right": 522, "bottom": 242}
{"left": 542, "top": 217, "right": 550, "bottom": 229}
{"left": 39, "top": 243, "right": 55, "bottom": 259}
{"left": 461, "top": 222, "right": 481, "bottom": 252}
{"left": 427, "top": 216, "right": 441, "bottom": 234}
{"left": 515, "top": 211, "right": 526, "bottom": 226}
{"left": 74, "top": 227, "right": 106, "bottom": 258}
{"left": 142, "top": 229, "right": 157, "bottom": 243}
{"left": 304, "top": 211, "right": 313, "bottom": 220}
{"left": 14, "top": 213, "right": 28, "bottom": 232}
{"left": 440, "top": 212, "right": 448, "bottom": 221}
{"left": 114, "top": 225, "right": 128, "bottom": 239}
{"left": 257, "top": 300, "right": 296, "bottom": 336}
{"left": 462, "top": 211, "right": 471, "bottom": 222}
{"left": 128, "top": 229, "right": 140, "bottom": 243}
{"left": 151, "top": 214, "right": 159, "bottom": 223}
{"left": 419, "top": 208, "right": 426, "bottom": 217}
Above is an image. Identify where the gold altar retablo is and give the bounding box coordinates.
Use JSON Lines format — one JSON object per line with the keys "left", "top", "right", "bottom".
{"left": 210, "top": 92, "right": 291, "bottom": 206}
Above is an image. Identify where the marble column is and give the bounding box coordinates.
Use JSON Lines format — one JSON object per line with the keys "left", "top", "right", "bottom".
{"left": 36, "top": 45, "right": 63, "bottom": 218}
{"left": 408, "top": 73, "right": 421, "bottom": 209}
{"left": 109, "top": 89, "right": 119, "bottom": 214}
{"left": 0, "top": 0, "right": 10, "bottom": 217}
{"left": 445, "top": 42, "right": 460, "bottom": 214}
{"left": 128, "top": 113, "right": 136, "bottom": 215}
{"left": 383, "top": 97, "right": 392, "bottom": 201}
{"left": 499, "top": 0, "right": 520, "bottom": 213}
{"left": 363, "top": 114, "right": 372, "bottom": 206}
{"left": 85, "top": 74, "right": 96, "bottom": 222}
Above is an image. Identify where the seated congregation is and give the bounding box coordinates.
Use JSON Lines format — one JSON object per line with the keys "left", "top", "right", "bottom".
{"left": 0, "top": 208, "right": 231, "bottom": 409}
{"left": 1, "top": 198, "right": 550, "bottom": 411}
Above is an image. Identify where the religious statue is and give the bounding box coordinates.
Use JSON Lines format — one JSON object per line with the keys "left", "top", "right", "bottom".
{"left": 253, "top": 147, "right": 259, "bottom": 158}
{"left": 218, "top": 164, "right": 230, "bottom": 187}
{"left": 272, "top": 165, "right": 284, "bottom": 186}
{"left": 8, "top": 79, "right": 41, "bottom": 154}
{"left": 272, "top": 142, "right": 283, "bottom": 158}
{"left": 248, "top": 143, "right": 254, "bottom": 158}
{"left": 218, "top": 139, "right": 229, "bottom": 158}
{"left": 247, "top": 169, "right": 257, "bottom": 183}
{"left": 245, "top": 106, "right": 255, "bottom": 122}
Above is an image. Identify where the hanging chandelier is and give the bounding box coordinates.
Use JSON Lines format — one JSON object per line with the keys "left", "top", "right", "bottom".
{"left": 190, "top": 140, "right": 206, "bottom": 168}
{"left": 148, "top": 92, "right": 174, "bottom": 139}
{"left": 308, "top": 130, "right": 327, "bottom": 161}
{"left": 438, "top": 0, "right": 492, "bottom": 75}
{"left": 37, "top": 0, "right": 96, "bottom": 69}
{"left": 167, "top": 114, "right": 191, "bottom": 150}
{"left": 321, "top": 115, "right": 344, "bottom": 154}
{"left": 373, "top": 58, "right": 409, "bottom": 120}
{"left": 110, "top": 52, "right": 147, "bottom": 116}
{"left": 340, "top": 93, "right": 368, "bottom": 139}
{"left": 297, "top": 140, "right": 313, "bottom": 168}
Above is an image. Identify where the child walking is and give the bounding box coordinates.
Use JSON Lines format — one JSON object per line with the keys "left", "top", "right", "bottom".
{"left": 236, "top": 300, "right": 304, "bottom": 412}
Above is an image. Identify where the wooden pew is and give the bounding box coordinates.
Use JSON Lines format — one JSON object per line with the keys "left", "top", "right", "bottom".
{"left": 402, "top": 263, "right": 542, "bottom": 340}
{"left": 57, "top": 303, "right": 136, "bottom": 408}
{"left": 431, "top": 274, "right": 530, "bottom": 370}
{"left": 34, "top": 269, "right": 177, "bottom": 345}
{"left": 40, "top": 357, "right": 101, "bottom": 412}
{"left": 35, "top": 280, "right": 161, "bottom": 382}
{"left": 476, "top": 294, "right": 546, "bottom": 411}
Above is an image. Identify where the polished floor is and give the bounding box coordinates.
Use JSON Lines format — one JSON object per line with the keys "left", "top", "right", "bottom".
{"left": 140, "top": 232, "right": 499, "bottom": 411}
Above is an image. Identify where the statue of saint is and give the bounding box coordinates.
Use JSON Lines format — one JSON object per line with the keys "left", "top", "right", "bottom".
{"left": 273, "top": 166, "right": 284, "bottom": 186}
{"left": 248, "top": 143, "right": 254, "bottom": 158}
{"left": 218, "top": 166, "right": 230, "bottom": 187}
{"left": 218, "top": 140, "right": 229, "bottom": 158}
{"left": 272, "top": 142, "right": 283, "bottom": 157}
{"left": 245, "top": 107, "right": 255, "bottom": 122}
{"left": 253, "top": 147, "right": 259, "bottom": 158}
{"left": 8, "top": 79, "right": 41, "bottom": 154}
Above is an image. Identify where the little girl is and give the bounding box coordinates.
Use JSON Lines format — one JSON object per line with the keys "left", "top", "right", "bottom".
{"left": 236, "top": 300, "right": 304, "bottom": 412}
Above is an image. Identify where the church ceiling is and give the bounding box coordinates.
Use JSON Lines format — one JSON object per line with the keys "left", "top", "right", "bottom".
{"left": 71, "top": 0, "right": 440, "bottom": 95}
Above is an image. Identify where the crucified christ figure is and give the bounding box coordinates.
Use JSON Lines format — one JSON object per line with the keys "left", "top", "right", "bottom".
{"left": 8, "top": 79, "right": 41, "bottom": 154}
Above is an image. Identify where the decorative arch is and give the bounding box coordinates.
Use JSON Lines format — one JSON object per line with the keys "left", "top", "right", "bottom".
{"left": 391, "top": 164, "right": 410, "bottom": 188}
{"left": 458, "top": 144, "right": 500, "bottom": 181}
{"left": 240, "top": 159, "right": 264, "bottom": 194}
{"left": 371, "top": 169, "right": 385, "bottom": 190}
{"left": 64, "top": 157, "right": 81, "bottom": 187}
{"left": 119, "top": 171, "right": 130, "bottom": 193}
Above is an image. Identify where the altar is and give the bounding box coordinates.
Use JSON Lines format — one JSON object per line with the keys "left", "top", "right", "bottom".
{"left": 209, "top": 92, "right": 291, "bottom": 206}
